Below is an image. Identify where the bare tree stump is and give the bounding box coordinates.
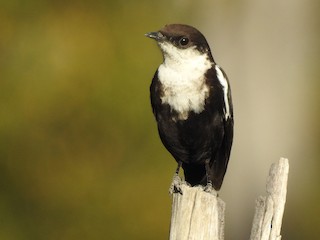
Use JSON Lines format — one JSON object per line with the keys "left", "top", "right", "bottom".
{"left": 250, "top": 158, "right": 289, "bottom": 240}
{"left": 169, "top": 158, "right": 289, "bottom": 240}
{"left": 169, "top": 177, "right": 225, "bottom": 240}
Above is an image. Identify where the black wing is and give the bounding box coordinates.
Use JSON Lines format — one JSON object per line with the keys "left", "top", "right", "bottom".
{"left": 208, "top": 66, "right": 234, "bottom": 190}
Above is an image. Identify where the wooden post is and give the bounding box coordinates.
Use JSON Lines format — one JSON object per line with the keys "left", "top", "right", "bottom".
{"left": 169, "top": 177, "right": 225, "bottom": 240}
{"left": 169, "top": 158, "right": 289, "bottom": 240}
{"left": 250, "top": 158, "right": 289, "bottom": 240}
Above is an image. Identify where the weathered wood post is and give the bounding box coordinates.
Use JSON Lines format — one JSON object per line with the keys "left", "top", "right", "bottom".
{"left": 169, "top": 178, "right": 225, "bottom": 240}
{"left": 169, "top": 158, "right": 289, "bottom": 240}
{"left": 250, "top": 158, "right": 289, "bottom": 240}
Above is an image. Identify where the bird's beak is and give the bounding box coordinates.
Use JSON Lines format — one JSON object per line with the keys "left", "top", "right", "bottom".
{"left": 145, "top": 31, "right": 165, "bottom": 41}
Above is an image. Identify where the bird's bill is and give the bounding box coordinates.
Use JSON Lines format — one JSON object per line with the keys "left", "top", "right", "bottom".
{"left": 145, "top": 31, "right": 165, "bottom": 41}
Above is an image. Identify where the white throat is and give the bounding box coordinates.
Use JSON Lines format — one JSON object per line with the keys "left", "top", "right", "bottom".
{"left": 157, "top": 42, "right": 212, "bottom": 120}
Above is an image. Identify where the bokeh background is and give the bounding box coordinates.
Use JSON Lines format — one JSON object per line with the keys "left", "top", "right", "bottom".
{"left": 1, "top": 0, "right": 319, "bottom": 239}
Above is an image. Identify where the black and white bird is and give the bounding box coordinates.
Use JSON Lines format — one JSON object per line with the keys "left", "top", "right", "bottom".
{"left": 146, "top": 24, "right": 233, "bottom": 191}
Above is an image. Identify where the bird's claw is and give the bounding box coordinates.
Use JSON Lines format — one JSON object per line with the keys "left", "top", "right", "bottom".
{"left": 204, "top": 182, "right": 213, "bottom": 193}
{"left": 169, "top": 175, "right": 183, "bottom": 194}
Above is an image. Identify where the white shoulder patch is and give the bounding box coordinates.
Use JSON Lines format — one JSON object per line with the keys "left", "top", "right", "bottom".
{"left": 157, "top": 43, "right": 212, "bottom": 120}
{"left": 215, "top": 65, "right": 231, "bottom": 119}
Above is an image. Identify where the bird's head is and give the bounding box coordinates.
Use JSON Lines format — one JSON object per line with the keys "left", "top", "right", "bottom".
{"left": 145, "top": 24, "right": 214, "bottom": 64}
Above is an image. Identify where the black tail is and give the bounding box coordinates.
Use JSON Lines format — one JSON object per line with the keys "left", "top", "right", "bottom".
{"left": 182, "top": 159, "right": 228, "bottom": 190}
{"left": 182, "top": 163, "right": 206, "bottom": 187}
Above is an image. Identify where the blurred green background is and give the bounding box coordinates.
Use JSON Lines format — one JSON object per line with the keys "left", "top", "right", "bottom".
{"left": 0, "top": 0, "right": 319, "bottom": 239}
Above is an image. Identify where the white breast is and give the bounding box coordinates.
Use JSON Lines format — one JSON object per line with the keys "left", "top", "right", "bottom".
{"left": 157, "top": 42, "right": 212, "bottom": 120}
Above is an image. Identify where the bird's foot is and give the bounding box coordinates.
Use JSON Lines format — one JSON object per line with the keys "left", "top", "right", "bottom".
{"left": 169, "top": 175, "right": 183, "bottom": 194}
{"left": 204, "top": 182, "right": 218, "bottom": 196}
{"left": 204, "top": 182, "right": 213, "bottom": 192}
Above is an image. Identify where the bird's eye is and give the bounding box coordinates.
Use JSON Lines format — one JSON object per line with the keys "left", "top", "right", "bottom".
{"left": 179, "top": 37, "right": 189, "bottom": 46}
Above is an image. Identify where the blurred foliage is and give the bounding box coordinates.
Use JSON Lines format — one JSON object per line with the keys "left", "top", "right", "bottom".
{"left": 0, "top": 1, "right": 199, "bottom": 239}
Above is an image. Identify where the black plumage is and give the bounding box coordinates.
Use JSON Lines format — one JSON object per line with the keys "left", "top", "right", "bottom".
{"left": 147, "top": 24, "right": 233, "bottom": 190}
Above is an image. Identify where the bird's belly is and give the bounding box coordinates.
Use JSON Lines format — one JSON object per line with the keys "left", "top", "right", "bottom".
{"left": 157, "top": 111, "right": 217, "bottom": 164}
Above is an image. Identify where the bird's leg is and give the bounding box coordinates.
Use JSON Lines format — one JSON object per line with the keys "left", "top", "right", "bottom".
{"left": 204, "top": 159, "right": 213, "bottom": 192}
{"left": 175, "top": 160, "right": 182, "bottom": 175}
{"left": 169, "top": 161, "right": 183, "bottom": 194}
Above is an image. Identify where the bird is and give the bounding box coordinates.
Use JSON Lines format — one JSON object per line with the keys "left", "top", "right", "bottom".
{"left": 145, "top": 24, "right": 233, "bottom": 191}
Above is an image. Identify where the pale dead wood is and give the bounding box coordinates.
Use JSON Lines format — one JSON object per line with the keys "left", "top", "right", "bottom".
{"left": 168, "top": 158, "right": 289, "bottom": 240}
{"left": 169, "top": 177, "right": 225, "bottom": 240}
{"left": 250, "top": 158, "right": 289, "bottom": 240}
